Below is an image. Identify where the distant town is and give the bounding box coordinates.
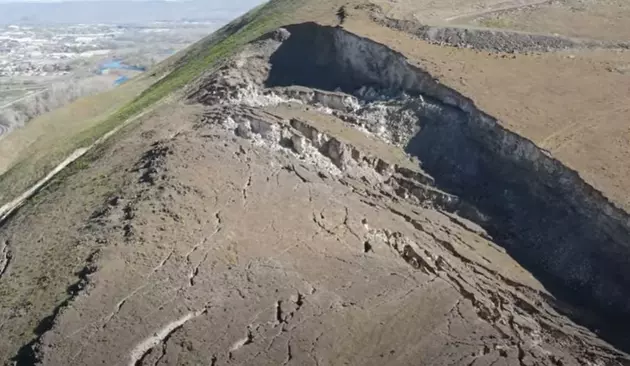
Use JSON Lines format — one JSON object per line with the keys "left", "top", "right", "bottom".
{"left": 0, "top": 0, "right": 265, "bottom": 138}
{"left": 0, "top": 22, "right": 219, "bottom": 79}
{"left": 0, "top": 20, "right": 221, "bottom": 137}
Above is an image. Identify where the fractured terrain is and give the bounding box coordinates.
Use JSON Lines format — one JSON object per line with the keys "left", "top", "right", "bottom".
{"left": 1, "top": 0, "right": 630, "bottom": 365}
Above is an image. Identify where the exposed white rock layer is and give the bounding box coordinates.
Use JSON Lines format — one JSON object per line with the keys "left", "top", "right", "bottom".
{"left": 191, "top": 23, "right": 630, "bottom": 349}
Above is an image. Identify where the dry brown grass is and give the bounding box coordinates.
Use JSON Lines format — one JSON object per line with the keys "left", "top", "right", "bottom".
{"left": 467, "top": 0, "right": 630, "bottom": 41}
{"left": 342, "top": 9, "right": 630, "bottom": 210}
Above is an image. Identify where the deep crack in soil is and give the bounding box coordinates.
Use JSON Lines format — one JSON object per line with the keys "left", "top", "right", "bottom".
{"left": 11, "top": 250, "right": 99, "bottom": 365}
{"left": 195, "top": 22, "right": 630, "bottom": 353}
{"left": 6, "top": 15, "right": 630, "bottom": 366}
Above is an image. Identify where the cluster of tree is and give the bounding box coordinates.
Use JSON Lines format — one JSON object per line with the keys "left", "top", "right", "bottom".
{"left": 0, "top": 76, "right": 113, "bottom": 134}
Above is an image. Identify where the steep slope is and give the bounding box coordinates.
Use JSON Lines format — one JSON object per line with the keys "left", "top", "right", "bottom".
{"left": 1, "top": 0, "right": 630, "bottom": 365}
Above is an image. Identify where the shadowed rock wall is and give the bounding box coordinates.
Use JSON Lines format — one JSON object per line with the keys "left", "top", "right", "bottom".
{"left": 263, "top": 22, "right": 630, "bottom": 348}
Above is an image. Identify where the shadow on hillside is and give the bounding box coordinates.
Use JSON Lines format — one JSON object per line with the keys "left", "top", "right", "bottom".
{"left": 262, "top": 22, "right": 630, "bottom": 354}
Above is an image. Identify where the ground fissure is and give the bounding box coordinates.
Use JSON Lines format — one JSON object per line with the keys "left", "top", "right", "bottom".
{"left": 192, "top": 22, "right": 630, "bottom": 352}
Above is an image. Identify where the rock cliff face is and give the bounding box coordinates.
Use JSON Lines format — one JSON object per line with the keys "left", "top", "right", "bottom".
{"left": 192, "top": 23, "right": 630, "bottom": 349}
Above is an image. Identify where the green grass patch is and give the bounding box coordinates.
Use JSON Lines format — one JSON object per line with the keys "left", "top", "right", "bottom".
{"left": 64, "top": 0, "right": 306, "bottom": 149}
{"left": 0, "top": 0, "right": 306, "bottom": 207}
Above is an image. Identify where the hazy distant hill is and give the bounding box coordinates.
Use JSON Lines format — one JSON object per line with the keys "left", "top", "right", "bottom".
{"left": 0, "top": 0, "right": 264, "bottom": 25}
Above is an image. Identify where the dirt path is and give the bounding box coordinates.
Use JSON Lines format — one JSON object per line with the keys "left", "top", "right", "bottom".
{"left": 0, "top": 97, "right": 169, "bottom": 225}
{"left": 0, "top": 148, "right": 88, "bottom": 223}
{"left": 444, "top": 0, "right": 550, "bottom": 22}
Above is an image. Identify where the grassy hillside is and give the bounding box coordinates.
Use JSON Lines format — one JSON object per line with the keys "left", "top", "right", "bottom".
{"left": 0, "top": 0, "right": 309, "bottom": 208}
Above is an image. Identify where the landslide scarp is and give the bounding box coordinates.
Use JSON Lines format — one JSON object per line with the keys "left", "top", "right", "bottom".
{"left": 192, "top": 22, "right": 630, "bottom": 352}
{"left": 3, "top": 4, "right": 630, "bottom": 365}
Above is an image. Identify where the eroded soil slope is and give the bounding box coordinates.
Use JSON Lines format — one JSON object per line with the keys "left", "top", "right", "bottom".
{"left": 1, "top": 22, "right": 629, "bottom": 365}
